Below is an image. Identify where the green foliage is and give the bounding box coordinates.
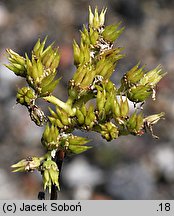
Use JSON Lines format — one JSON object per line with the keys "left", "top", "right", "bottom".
{"left": 5, "top": 6, "right": 166, "bottom": 195}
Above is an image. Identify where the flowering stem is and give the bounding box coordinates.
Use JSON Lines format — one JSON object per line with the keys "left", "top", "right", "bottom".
{"left": 50, "top": 185, "right": 57, "bottom": 200}
{"left": 50, "top": 150, "right": 65, "bottom": 200}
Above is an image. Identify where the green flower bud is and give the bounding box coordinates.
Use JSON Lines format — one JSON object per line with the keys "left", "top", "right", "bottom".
{"left": 120, "top": 96, "right": 129, "bottom": 118}
{"left": 16, "top": 87, "right": 36, "bottom": 106}
{"left": 48, "top": 106, "right": 71, "bottom": 129}
{"left": 102, "top": 23, "right": 124, "bottom": 43}
{"left": 56, "top": 107, "right": 70, "bottom": 126}
{"left": 43, "top": 51, "right": 55, "bottom": 69}
{"left": 34, "top": 36, "right": 47, "bottom": 57}
{"left": 124, "top": 63, "right": 144, "bottom": 85}
{"left": 96, "top": 88, "right": 106, "bottom": 113}
{"left": 69, "top": 145, "right": 92, "bottom": 154}
{"left": 76, "top": 108, "right": 85, "bottom": 125}
{"left": 5, "top": 64, "right": 25, "bottom": 77}
{"left": 48, "top": 107, "right": 58, "bottom": 118}
{"left": 88, "top": 114, "right": 96, "bottom": 128}
{"left": 42, "top": 49, "right": 54, "bottom": 68}
{"left": 89, "top": 28, "right": 99, "bottom": 45}
{"left": 60, "top": 135, "right": 91, "bottom": 154}
{"left": 6, "top": 49, "right": 26, "bottom": 77}
{"left": 68, "top": 145, "right": 92, "bottom": 154}
{"left": 49, "top": 166, "right": 59, "bottom": 188}
{"left": 33, "top": 38, "right": 41, "bottom": 55}
{"left": 41, "top": 124, "right": 59, "bottom": 150}
{"left": 97, "top": 49, "right": 124, "bottom": 79}
{"left": 25, "top": 53, "right": 33, "bottom": 76}
{"left": 68, "top": 87, "right": 78, "bottom": 101}
{"left": 99, "top": 8, "right": 107, "bottom": 26}
{"left": 50, "top": 51, "right": 60, "bottom": 71}
{"left": 95, "top": 57, "right": 106, "bottom": 75}
{"left": 136, "top": 112, "right": 144, "bottom": 132}
{"left": 54, "top": 118, "right": 64, "bottom": 128}
{"left": 102, "top": 24, "right": 117, "bottom": 37}
{"left": 68, "top": 135, "right": 90, "bottom": 146}
{"left": 139, "top": 65, "right": 167, "bottom": 87}
{"left": 105, "top": 80, "right": 116, "bottom": 92}
{"left": 101, "top": 47, "right": 124, "bottom": 60}
{"left": 81, "top": 26, "right": 90, "bottom": 45}
{"left": 85, "top": 114, "right": 92, "bottom": 127}
{"left": 12, "top": 63, "right": 25, "bottom": 71}
{"left": 81, "top": 44, "right": 91, "bottom": 64}
{"left": 73, "top": 64, "right": 88, "bottom": 84}
{"left": 26, "top": 39, "right": 61, "bottom": 95}
{"left": 73, "top": 40, "right": 81, "bottom": 66}
{"left": 41, "top": 42, "right": 55, "bottom": 60}
{"left": 73, "top": 64, "right": 83, "bottom": 82}
{"left": 42, "top": 159, "right": 59, "bottom": 193}
{"left": 43, "top": 169, "right": 50, "bottom": 189}
{"left": 100, "top": 122, "right": 119, "bottom": 141}
{"left": 26, "top": 38, "right": 60, "bottom": 94}
{"left": 88, "top": 6, "right": 107, "bottom": 29}
{"left": 88, "top": 6, "right": 94, "bottom": 27}
{"left": 88, "top": 105, "right": 96, "bottom": 118}
{"left": 127, "top": 112, "right": 137, "bottom": 132}
{"left": 104, "top": 93, "right": 114, "bottom": 115}
{"left": 32, "top": 58, "right": 40, "bottom": 81}
{"left": 112, "top": 98, "right": 121, "bottom": 118}
{"left": 81, "top": 103, "right": 87, "bottom": 117}
{"left": 122, "top": 65, "right": 166, "bottom": 103}
{"left": 36, "top": 58, "right": 44, "bottom": 78}
{"left": 40, "top": 78, "right": 61, "bottom": 97}
{"left": 6, "top": 49, "right": 26, "bottom": 66}
{"left": 26, "top": 55, "right": 40, "bottom": 86}
{"left": 101, "top": 131, "right": 110, "bottom": 141}
{"left": 99, "top": 61, "right": 115, "bottom": 78}
{"left": 93, "top": 7, "right": 100, "bottom": 29}
{"left": 127, "top": 85, "right": 152, "bottom": 103}
{"left": 81, "top": 68, "right": 96, "bottom": 87}
{"left": 39, "top": 70, "right": 56, "bottom": 87}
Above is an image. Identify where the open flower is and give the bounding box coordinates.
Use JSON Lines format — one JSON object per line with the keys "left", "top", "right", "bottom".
{"left": 143, "top": 112, "right": 165, "bottom": 139}
{"left": 11, "top": 157, "right": 42, "bottom": 172}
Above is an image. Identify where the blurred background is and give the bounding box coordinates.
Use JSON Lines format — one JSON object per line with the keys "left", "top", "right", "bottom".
{"left": 0, "top": 0, "right": 174, "bottom": 199}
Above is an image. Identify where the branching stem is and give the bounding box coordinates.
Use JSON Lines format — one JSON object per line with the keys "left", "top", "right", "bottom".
{"left": 43, "top": 95, "right": 75, "bottom": 116}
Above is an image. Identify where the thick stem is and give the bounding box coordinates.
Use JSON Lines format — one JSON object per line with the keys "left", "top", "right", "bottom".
{"left": 38, "top": 191, "right": 45, "bottom": 200}
{"left": 50, "top": 150, "right": 65, "bottom": 200}
{"left": 50, "top": 184, "right": 57, "bottom": 200}
{"left": 43, "top": 95, "right": 75, "bottom": 116}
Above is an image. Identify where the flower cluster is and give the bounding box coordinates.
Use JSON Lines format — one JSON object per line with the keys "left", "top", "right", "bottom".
{"left": 42, "top": 159, "right": 59, "bottom": 193}
{"left": 119, "top": 63, "right": 166, "bottom": 103}
{"left": 6, "top": 6, "right": 166, "bottom": 194}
